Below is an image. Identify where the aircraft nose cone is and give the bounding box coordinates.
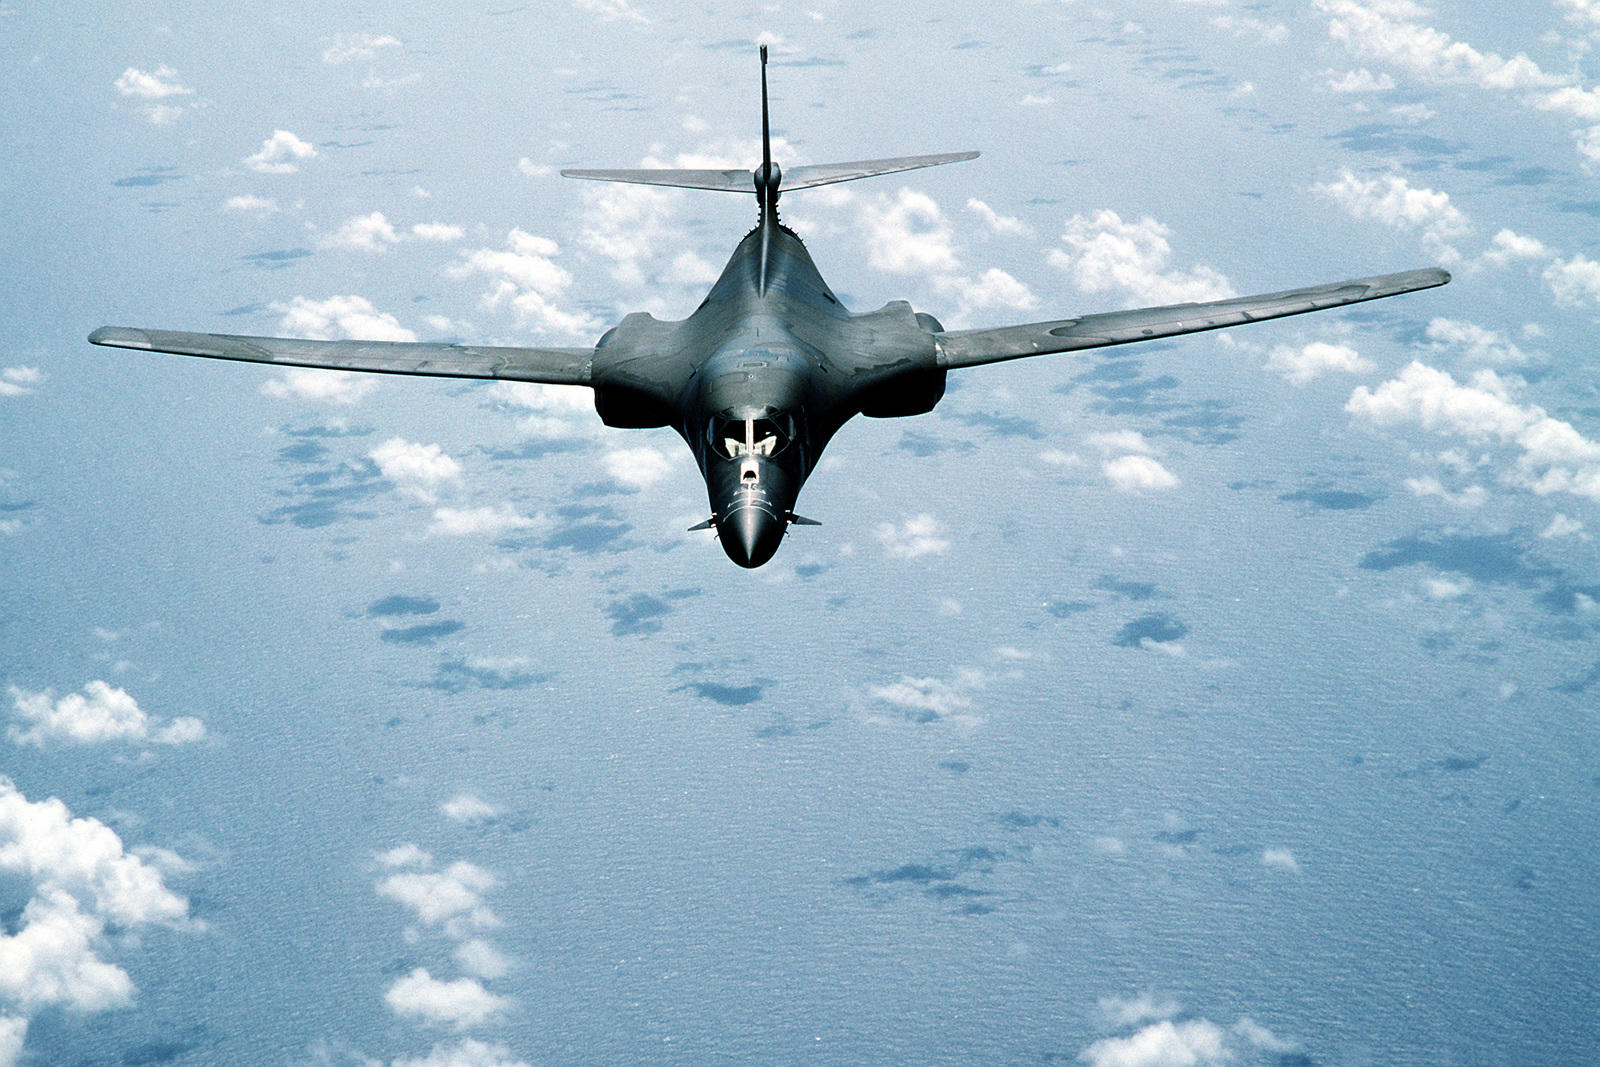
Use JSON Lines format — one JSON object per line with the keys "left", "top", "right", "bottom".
{"left": 719, "top": 505, "right": 784, "bottom": 568}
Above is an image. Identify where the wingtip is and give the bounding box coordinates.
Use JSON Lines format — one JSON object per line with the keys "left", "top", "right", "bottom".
{"left": 88, "top": 326, "right": 152, "bottom": 349}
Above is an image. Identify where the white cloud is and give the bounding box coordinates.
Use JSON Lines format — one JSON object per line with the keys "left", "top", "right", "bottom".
{"left": 1081, "top": 1019, "right": 1231, "bottom": 1067}
{"left": 0, "top": 778, "right": 194, "bottom": 1056}
{"left": 392, "top": 1040, "right": 532, "bottom": 1067}
{"left": 1327, "top": 67, "right": 1395, "bottom": 92}
{"left": 0, "top": 367, "right": 41, "bottom": 398}
{"left": 454, "top": 939, "right": 511, "bottom": 981}
{"left": 861, "top": 188, "right": 960, "bottom": 276}
{"left": 966, "top": 199, "right": 1031, "bottom": 236}
{"left": 866, "top": 670, "right": 986, "bottom": 729}
{"left": 1542, "top": 253, "right": 1600, "bottom": 306}
{"left": 114, "top": 66, "right": 191, "bottom": 100}
{"left": 1404, "top": 475, "right": 1486, "bottom": 507}
{"left": 1542, "top": 513, "right": 1585, "bottom": 538}
{"left": 1425, "top": 318, "right": 1534, "bottom": 365}
{"left": 1103, "top": 455, "right": 1179, "bottom": 493}
{"left": 274, "top": 294, "right": 417, "bottom": 343}
{"left": 1261, "top": 847, "right": 1302, "bottom": 872}
{"left": 385, "top": 969, "right": 509, "bottom": 1029}
{"left": 378, "top": 861, "right": 500, "bottom": 931}
{"left": 113, "top": 66, "right": 194, "bottom": 124}
{"left": 1048, "top": 210, "right": 1235, "bottom": 305}
{"left": 1317, "top": 0, "right": 1564, "bottom": 92}
{"left": 322, "top": 211, "right": 400, "bottom": 252}
{"left": 371, "top": 439, "right": 461, "bottom": 502}
{"left": 261, "top": 369, "right": 377, "bottom": 405}
{"left": 8, "top": 681, "right": 205, "bottom": 747}
{"left": 1348, "top": 362, "right": 1600, "bottom": 500}
{"left": 488, "top": 381, "right": 597, "bottom": 441}
{"left": 1080, "top": 1012, "right": 1300, "bottom": 1067}
{"left": 603, "top": 447, "right": 674, "bottom": 490}
{"left": 412, "top": 222, "right": 464, "bottom": 242}
{"left": 454, "top": 229, "right": 599, "bottom": 340}
{"left": 1088, "top": 430, "right": 1157, "bottom": 455}
{"left": 1483, "top": 228, "right": 1549, "bottom": 265}
{"left": 1098, "top": 993, "right": 1184, "bottom": 1029}
{"left": 1313, "top": 169, "right": 1469, "bottom": 264}
{"left": 1264, "top": 341, "right": 1374, "bottom": 384}
{"left": 223, "top": 194, "right": 279, "bottom": 214}
{"left": 427, "top": 505, "right": 544, "bottom": 538}
{"left": 322, "top": 33, "right": 403, "bottom": 65}
{"left": 244, "top": 130, "right": 317, "bottom": 174}
{"left": 440, "top": 794, "right": 500, "bottom": 825}
{"left": 875, "top": 514, "right": 950, "bottom": 558}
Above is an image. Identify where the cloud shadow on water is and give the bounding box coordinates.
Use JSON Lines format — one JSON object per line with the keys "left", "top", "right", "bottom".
{"left": 1112, "top": 613, "right": 1189, "bottom": 648}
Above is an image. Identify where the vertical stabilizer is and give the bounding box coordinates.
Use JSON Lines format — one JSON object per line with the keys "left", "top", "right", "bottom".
{"left": 755, "top": 45, "right": 780, "bottom": 293}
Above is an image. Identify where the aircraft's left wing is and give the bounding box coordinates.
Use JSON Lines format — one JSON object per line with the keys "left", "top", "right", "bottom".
{"left": 88, "top": 327, "right": 593, "bottom": 385}
{"left": 935, "top": 267, "right": 1449, "bottom": 369}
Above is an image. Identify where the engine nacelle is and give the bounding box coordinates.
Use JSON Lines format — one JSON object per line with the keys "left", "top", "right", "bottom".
{"left": 593, "top": 381, "right": 674, "bottom": 428}
{"left": 857, "top": 367, "right": 947, "bottom": 419}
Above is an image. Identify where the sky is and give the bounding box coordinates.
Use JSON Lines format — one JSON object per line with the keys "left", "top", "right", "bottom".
{"left": 1, "top": 0, "right": 1598, "bottom": 1064}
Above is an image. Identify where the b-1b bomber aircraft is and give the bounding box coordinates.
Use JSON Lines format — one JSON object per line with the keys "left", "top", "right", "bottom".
{"left": 91, "top": 48, "right": 1448, "bottom": 568}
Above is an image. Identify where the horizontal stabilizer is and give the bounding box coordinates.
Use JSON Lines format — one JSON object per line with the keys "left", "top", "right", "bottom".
{"left": 561, "top": 152, "right": 978, "bottom": 193}
{"left": 561, "top": 167, "right": 754, "bottom": 192}
{"left": 783, "top": 152, "right": 979, "bottom": 189}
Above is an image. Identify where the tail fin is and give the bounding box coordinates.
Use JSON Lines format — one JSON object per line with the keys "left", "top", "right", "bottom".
{"left": 561, "top": 48, "right": 978, "bottom": 196}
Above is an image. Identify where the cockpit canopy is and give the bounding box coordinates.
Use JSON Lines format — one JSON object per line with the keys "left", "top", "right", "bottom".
{"left": 710, "top": 411, "right": 794, "bottom": 460}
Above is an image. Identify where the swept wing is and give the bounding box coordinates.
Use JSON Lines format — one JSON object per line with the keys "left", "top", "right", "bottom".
{"left": 87, "top": 326, "right": 593, "bottom": 385}
{"left": 935, "top": 268, "right": 1450, "bottom": 369}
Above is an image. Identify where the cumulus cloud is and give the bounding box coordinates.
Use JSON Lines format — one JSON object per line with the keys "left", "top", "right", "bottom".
{"left": 1103, "top": 454, "right": 1180, "bottom": 492}
{"left": 1089, "top": 431, "right": 1179, "bottom": 492}
{"left": 966, "top": 198, "right": 1031, "bottom": 236}
{"left": 1327, "top": 67, "right": 1395, "bottom": 92}
{"left": 1314, "top": 169, "right": 1469, "bottom": 264}
{"left": 602, "top": 447, "right": 674, "bottom": 490}
{"left": 1265, "top": 341, "right": 1374, "bottom": 384}
{"left": 322, "top": 211, "right": 400, "bottom": 251}
{"left": 427, "top": 505, "right": 544, "bottom": 538}
{"left": 244, "top": 130, "right": 317, "bottom": 174}
{"left": 488, "top": 381, "right": 597, "bottom": 441}
{"left": 378, "top": 858, "right": 500, "bottom": 933}
{"left": 8, "top": 681, "right": 205, "bottom": 747}
{"left": 1261, "top": 847, "right": 1302, "bottom": 872}
{"left": 1425, "top": 318, "right": 1534, "bottom": 365}
{"left": 440, "top": 793, "right": 500, "bottom": 825}
{"left": 1048, "top": 210, "right": 1235, "bottom": 305}
{"left": 371, "top": 438, "right": 461, "bottom": 502}
{"left": 866, "top": 669, "right": 986, "bottom": 729}
{"left": 454, "top": 229, "right": 600, "bottom": 340}
{"left": 0, "top": 367, "right": 41, "bottom": 398}
{"left": 114, "top": 66, "right": 193, "bottom": 124}
{"left": 1348, "top": 362, "right": 1600, "bottom": 501}
{"left": 412, "top": 222, "right": 464, "bottom": 242}
{"left": 1080, "top": 999, "right": 1299, "bottom": 1067}
{"left": 0, "top": 778, "right": 194, "bottom": 1058}
{"left": 386, "top": 969, "right": 509, "bottom": 1029}
{"left": 1542, "top": 253, "right": 1600, "bottom": 306}
{"left": 875, "top": 514, "right": 950, "bottom": 558}
{"left": 1316, "top": 0, "right": 1600, "bottom": 165}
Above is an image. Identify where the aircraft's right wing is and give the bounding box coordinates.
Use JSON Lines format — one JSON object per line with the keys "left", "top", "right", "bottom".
{"left": 935, "top": 267, "right": 1450, "bottom": 369}
{"left": 782, "top": 153, "right": 980, "bottom": 189}
{"left": 88, "top": 327, "right": 593, "bottom": 385}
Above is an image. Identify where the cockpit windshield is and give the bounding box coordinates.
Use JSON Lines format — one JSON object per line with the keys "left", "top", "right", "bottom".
{"left": 710, "top": 413, "right": 793, "bottom": 460}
